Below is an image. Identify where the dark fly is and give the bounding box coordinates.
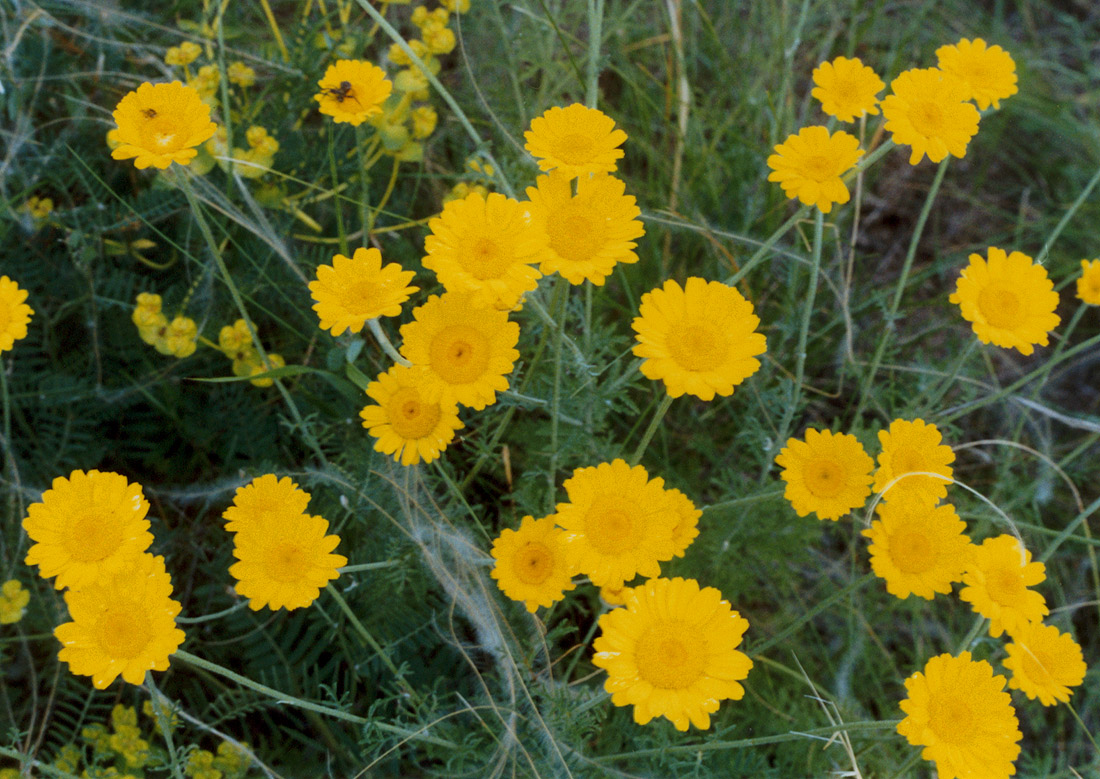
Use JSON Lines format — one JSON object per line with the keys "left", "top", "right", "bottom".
{"left": 322, "top": 81, "right": 354, "bottom": 103}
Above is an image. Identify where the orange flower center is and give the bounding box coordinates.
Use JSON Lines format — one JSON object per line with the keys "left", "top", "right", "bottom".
{"left": 512, "top": 541, "right": 554, "bottom": 585}
{"left": 636, "top": 620, "right": 705, "bottom": 689}
{"left": 429, "top": 325, "right": 490, "bottom": 384}
{"left": 96, "top": 601, "right": 152, "bottom": 659}
{"left": 386, "top": 387, "right": 441, "bottom": 440}
{"left": 928, "top": 693, "right": 976, "bottom": 744}
{"left": 463, "top": 237, "right": 512, "bottom": 280}
{"left": 585, "top": 494, "right": 640, "bottom": 554}
{"left": 666, "top": 321, "right": 728, "bottom": 372}
{"left": 554, "top": 133, "right": 598, "bottom": 165}
{"left": 909, "top": 100, "right": 945, "bottom": 138}
{"left": 831, "top": 75, "right": 861, "bottom": 107}
{"left": 891, "top": 530, "right": 935, "bottom": 574}
{"left": 804, "top": 457, "right": 846, "bottom": 498}
{"left": 977, "top": 286, "right": 1021, "bottom": 329}
{"left": 547, "top": 204, "right": 607, "bottom": 264}
{"left": 266, "top": 541, "right": 311, "bottom": 583}
{"left": 67, "top": 511, "right": 124, "bottom": 563}
{"left": 985, "top": 566, "right": 1025, "bottom": 606}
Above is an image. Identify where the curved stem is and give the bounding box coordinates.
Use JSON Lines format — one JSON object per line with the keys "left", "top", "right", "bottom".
{"left": 1035, "top": 161, "right": 1100, "bottom": 265}
{"left": 145, "top": 673, "right": 185, "bottom": 779}
{"left": 367, "top": 317, "right": 411, "bottom": 367}
{"left": 629, "top": 394, "right": 674, "bottom": 466}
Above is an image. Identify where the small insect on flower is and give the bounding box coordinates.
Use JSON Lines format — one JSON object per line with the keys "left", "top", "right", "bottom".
{"left": 323, "top": 80, "right": 354, "bottom": 103}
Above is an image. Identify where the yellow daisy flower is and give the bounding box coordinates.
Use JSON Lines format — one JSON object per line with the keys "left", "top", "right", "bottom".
{"left": 959, "top": 534, "right": 1048, "bottom": 638}
{"left": 1077, "top": 259, "right": 1100, "bottom": 305}
{"left": 422, "top": 192, "right": 549, "bottom": 310}
{"left": 936, "top": 38, "right": 1018, "bottom": 111}
{"left": 592, "top": 577, "right": 753, "bottom": 731}
{"left": 399, "top": 291, "right": 521, "bottom": 410}
{"left": 632, "top": 277, "right": 766, "bottom": 401}
{"left": 897, "top": 651, "right": 1022, "bottom": 779}
{"left": 811, "top": 56, "right": 884, "bottom": 122}
{"left": 767, "top": 126, "right": 863, "bottom": 213}
{"left": 881, "top": 67, "right": 981, "bottom": 165}
{"left": 229, "top": 513, "right": 347, "bottom": 611}
{"left": 0, "top": 580, "right": 30, "bottom": 625}
{"left": 24, "top": 469, "right": 154, "bottom": 591}
{"left": 55, "top": 553, "right": 186, "bottom": 689}
{"left": 110, "top": 81, "right": 217, "bottom": 170}
{"left": 555, "top": 459, "right": 679, "bottom": 589}
{"left": 309, "top": 247, "right": 418, "bottom": 336}
{"left": 490, "top": 515, "right": 576, "bottom": 613}
{"left": 872, "top": 418, "right": 955, "bottom": 503}
{"left": 359, "top": 364, "right": 464, "bottom": 466}
{"left": 665, "top": 487, "right": 702, "bottom": 558}
{"left": 524, "top": 103, "right": 628, "bottom": 179}
{"left": 0, "top": 275, "right": 34, "bottom": 353}
{"left": 1003, "top": 622, "right": 1087, "bottom": 706}
{"left": 227, "top": 61, "right": 256, "bottom": 88}
{"left": 861, "top": 496, "right": 972, "bottom": 600}
{"left": 223, "top": 473, "right": 312, "bottom": 533}
{"left": 314, "top": 59, "right": 393, "bottom": 126}
{"left": 775, "top": 428, "right": 874, "bottom": 521}
{"left": 524, "top": 171, "right": 645, "bottom": 286}
{"left": 949, "top": 247, "right": 1061, "bottom": 355}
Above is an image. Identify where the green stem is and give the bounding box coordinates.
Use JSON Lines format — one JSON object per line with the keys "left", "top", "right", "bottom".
{"left": 585, "top": 0, "right": 605, "bottom": 107}
{"left": 355, "top": 125, "right": 372, "bottom": 242}
{"left": 176, "top": 600, "right": 249, "bottom": 624}
{"left": 629, "top": 394, "right": 674, "bottom": 466}
{"left": 547, "top": 278, "right": 567, "bottom": 512}
{"left": 750, "top": 572, "right": 876, "bottom": 656}
{"left": 955, "top": 615, "right": 988, "bottom": 654}
{"left": 724, "top": 206, "right": 807, "bottom": 286}
{"left": 367, "top": 317, "right": 410, "bottom": 366}
{"left": 920, "top": 338, "right": 978, "bottom": 413}
{"left": 339, "top": 560, "right": 401, "bottom": 574}
{"left": 1066, "top": 701, "right": 1100, "bottom": 756}
{"left": 526, "top": 294, "right": 587, "bottom": 367}
{"left": 1039, "top": 494, "right": 1100, "bottom": 563}
{"left": 855, "top": 157, "right": 950, "bottom": 419}
{"left": 703, "top": 488, "right": 785, "bottom": 514}
{"left": 1035, "top": 161, "right": 1100, "bottom": 265}
{"left": 433, "top": 460, "right": 490, "bottom": 541}
{"left": 145, "top": 673, "right": 184, "bottom": 779}
{"left": 327, "top": 128, "right": 349, "bottom": 256}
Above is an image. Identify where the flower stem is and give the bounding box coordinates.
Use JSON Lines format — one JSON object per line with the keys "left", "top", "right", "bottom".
{"left": 585, "top": 0, "right": 605, "bottom": 107}
{"left": 367, "top": 317, "right": 410, "bottom": 367}
{"left": 548, "top": 277, "right": 568, "bottom": 512}
{"left": 629, "top": 393, "right": 674, "bottom": 466}
{"left": 145, "top": 673, "right": 184, "bottom": 779}
{"left": 1035, "top": 161, "right": 1100, "bottom": 265}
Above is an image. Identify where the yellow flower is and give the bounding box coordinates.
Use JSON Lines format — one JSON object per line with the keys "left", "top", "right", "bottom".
{"left": 218, "top": 318, "right": 253, "bottom": 356}
{"left": 154, "top": 316, "right": 198, "bottom": 358}
{"left": 309, "top": 247, "right": 418, "bottom": 336}
{"left": 111, "top": 81, "right": 217, "bottom": 170}
{"left": 55, "top": 553, "right": 185, "bottom": 689}
{"left": 441, "top": 0, "right": 470, "bottom": 12}
{"left": 0, "top": 580, "right": 30, "bottom": 624}
{"left": 24, "top": 469, "right": 154, "bottom": 590}
{"left": 164, "top": 41, "right": 201, "bottom": 67}
{"left": 775, "top": 428, "right": 874, "bottom": 521}
{"left": 229, "top": 511, "right": 347, "bottom": 611}
{"left": 959, "top": 534, "right": 1048, "bottom": 638}
{"left": 423, "top": 191, "right": 549, "bottom": 310}
{"left": 395, "top": 66, "right": 432, "bottom": 100}
{"left": 23, "top": 195, "right": 55, "bottom": 220}
{"left": 631, "top": 277, "right": 766, "bottom": 401}
{"left": 555, "top": 459, "right": 679, "bottom": 589}
{"left": 872, "top": 418, "right": 955, "bottom": 503}
{"left": 524, "top": 103, "right": 628, "bottom": 179}
{"left": 766, "top": 126, "right": 863, "bottom": 213}
{"left": 0, "top": 275, "right": 34, "bottom": 353}
{"left": 593, "top": 577, "right": 753, "bottom": 731}
{"left": 359, "top": 364, "right": 464, "bottom": 466}
{"left": 132, "top": 292, "right": 162, "bottom": 327}
{"left": 314, "top": 60, "right": 393, "bottom": 126}
{"left": 410, "top": 106, "right": 438, "bottom": 139}
{"left": 811, "top": 56, "right": 884, "bottom": 122}
{"left": 949, "top": 247, "right": 1061, "bottom": 356}
{"left": 213, "top": 740, "right": 251, "bottom": 776}
{"left": 188, "top": 64, "right": 221, "bottom": 103}
{"left": 862, "top": 496, "right": 972, "bottom": 600}
{"left": 388, "top": 39, "right": 430, "bottom": 67}
{"left": 247, "top": 353, "right": 285, "bottom": 387}
{"left": 223, "top": 474, "right": 312, "bottom": 533}
{"left": 227, "top": 61, "right": 256, "bottom": 87}
{"left": 423, "top": 23, "right": 456, "bottom": 55}
{"left": 882, "top": 67, "right": 981, "bottom": 165}
{"left": 524, "top": 171, "right": 645, "bottom": 286}
{"left": 665, "top": 487, "right": 701, "bottom": 558}
{"left": 936, "top": 38, "right": 1018, "bottom": 111}
{"left": 897, "top": 651, "right": 1021, "bottom": 779}
{"left": 443, "top": 181, "right": 489, "bottom": 204}
{"left": 1077, "top": 259, "right": 1100, "bottom": 305}
{"left": 399, "top": 291, "right": 520, "bottom": 409}
{"left": 490, "top": 515, "right": 576, "bottom": 613}
{"left": 1003, "top": 622, "right": 1087, "bottom": 706}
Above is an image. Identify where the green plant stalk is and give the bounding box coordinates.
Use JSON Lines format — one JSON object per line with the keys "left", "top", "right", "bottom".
{"left": 433, "top": 460, "right": 490, "bottom": 541}
{"left": 562, "top": 612, "right": 602, "bottom": 684}
{"left": 526, "top": 293, "right": 587, "bottom": 365}
{"left": 585, "top": 0, "right": 605, "bottom": 107}
{"left": 1034, "top": 161, "right": 1100, "bottom": 265}
{"left": 955, "top": 615, "right": 988, "bottom": 654}
{"left": 355, "top": 124, "right": 372, "bottom": 241}
{"left": 855, "top": 157, "right": 950, "bottom": 419}
{"left": 629, "top": 394, "right": 674, "bottom": 466}
{"left": 548, "top": 278, "right": 568, "bottom": 512}
{"left": 145, "top": 673, "right": 184, "bottom": 779}
{"left": 339, "top": 560, "right": 401, "bottom": 574}
{"left": 703, "top": 488, "right": 785, "bottom": 514}
{"left": 176, "top": 600, "right": 250, "bottom": 624}
{"left": 1039, "top": 494, "right": 1100, "bottom": 563}
{"left": 1066, "top": 701, "right": 1100, "bottom": 756}
{"left": 327, "top": 128, "right": 350, "bottom": 256}
{"left": 764, "top": 208, "right": 824, "bottom": 480}
{"left": 920, "top": 337, "right": 978, "bottom": 413}
{"left": 367, "top": 317, "right": 411, "bottom": 367}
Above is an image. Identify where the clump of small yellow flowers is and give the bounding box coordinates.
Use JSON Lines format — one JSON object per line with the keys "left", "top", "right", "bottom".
{"left": 766, "top": 125, "right": 863, "bottom": 213}
{"left": 110, "top": 81, "right": 217, "bottom": 170}
{"left": 1076, "top": 259, "right": 1100, "bottom": 305}
{"left": 164, "top": 41, "right": 201, "bottom": 67}
{"left": 188, "top": 64, "right": 221, "bottom": 106}
{"left": 186, "top": 749, "right": 221, "bottom": 779}
{"left": 0, "top": 579, "right": 30, "bottom": 624}
{"left": 227, "top": 61, "right": 256, "bottom": 87}
{"left": 107, "top": 704, "right": 150, "bottom": 769}
{"left": 206, "top": 125, "right": 280, "bottom": 179}
{"left": 216, "top": 319, "right": 286, "bottom": 388}
{"left": 131, "top": 293, "right": 198, "bottom": 358}
{"left": 22, "top": 194, "right": 54, "bottom": 222}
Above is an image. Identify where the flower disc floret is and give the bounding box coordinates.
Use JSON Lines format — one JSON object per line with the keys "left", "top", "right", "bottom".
{"left": 592, "top": 577, "right": 753, "bottom": 731}
{"left": 525, "top": 171, "right": 645, "bottom": 285}
{"left": 314, "top": 60, "right": 393, "bottom": 126}
{"left": 949, "top": 247, "right": 1061, "bottom": 356}
{"left": 811, "top": 56, "right": 884, "bottom": 122}
{"left": 632, "top": 277, "right": 766, "bottom": 401}
{"left": 959, "top": 534, "right": 1048, "bottom": 638}
{"left": 767, "top": 126, "right": 863, "bottom": 213}
{"left": 862, "top": 496, "right": 972, "bottom": 600}
{"left": 223, "top": 474, "right": 312, "bottom": 533}
{"left": 309, "top": 247, "right": 418, "bottom": 336}
{"left": 936, "top": 38, "right": 1018, "bottom": 110}
{"left": 897, "top": 651, "right": 1022, "bottom": 779}
{"left": 399, "top": 291, "right": 520, "bottom": 410}
{"left": 490, "top": 515, "right": 576, "bottom": 613}
{"left": 111, "top": 81, "right": 217, "bottom": 170}
{"left": 422, "top": 192, "right": 549, "bottom": 310}
{"left": 0, "top": 276, "right": 34, "bottom": 353}
{"left": 54, "top": 554, "right": 185, "bottom": 689}
{"left": 24, "top": 469, "right": 153, "bottom": 590}
{"left": 1002, "top": 622, "right": 1087, "bottom": 706}
{"left": 881, "top": 67, "right": 981, "bottom": 165}
{"left": 873, "top": 418, "right": 955, "bottom": 503}
{"left": 555, "top": 460, "right": 679, "bottom": 589}
{"left": 775, "top": 429, "right": 874, "bottom": 521}
{"left": 359, "top": 364, "right": 464, "bottom": 466}
{"left": 524, "top": 103, "right": 628, "bottom": 179}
